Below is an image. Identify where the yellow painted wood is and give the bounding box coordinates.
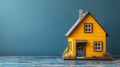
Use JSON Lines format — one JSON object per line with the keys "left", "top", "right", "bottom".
{"left": 67, "top": 14, "right": 107, "bottom": 58}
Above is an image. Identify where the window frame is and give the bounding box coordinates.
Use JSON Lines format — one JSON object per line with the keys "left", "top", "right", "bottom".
{"left": 84, "top": 23, "right": 93, "bottom": 33}
{"left": 93, "top": 41, "right": 103, "bottom": 52}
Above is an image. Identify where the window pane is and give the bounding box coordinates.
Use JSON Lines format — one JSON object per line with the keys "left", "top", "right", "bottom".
{"left": 94, "top": 41, "right": 102, "bottom": 51}
{"left": 98, "top": 47, "right": 100, "bottom": 50}
{"left": 84, "top": 23, "right": 92, "bottom": 32}
{"left": 95, "top": 43, "right": 97, "bottom": 46}
{"left": 89, "top": 29, "right": 90, "bottom": 31}
{"left": 95, "top": 47, "right": 97, "bottom": 50}
{"left": 98, "top": 43, "right": 100, "bottom": 46}
{"left": 81, "top": 48, "right": 83, "bottom": 50}
{"left": 89, "top": 24, "right": 91, "bottom": 27}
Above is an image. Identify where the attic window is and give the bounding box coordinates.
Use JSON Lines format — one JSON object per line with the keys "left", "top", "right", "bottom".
{"left": 94, "top": 41, "right": 102, "bottom": 52}
{"left": 84, "top": 23, "right": 92, "bottom": 32}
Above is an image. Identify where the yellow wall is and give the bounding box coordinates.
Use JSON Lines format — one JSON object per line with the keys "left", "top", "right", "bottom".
{"left": 68, "top": 14, "right": 106, "bottom": 57}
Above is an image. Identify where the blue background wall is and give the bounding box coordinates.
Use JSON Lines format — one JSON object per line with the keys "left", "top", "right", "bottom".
{"left": 0, "top": 0, "right": 119, "bottom": 56}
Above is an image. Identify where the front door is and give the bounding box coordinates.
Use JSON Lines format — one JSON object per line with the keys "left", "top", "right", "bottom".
{"left": 76, "top": 42, "right": 86, "bottom": 57}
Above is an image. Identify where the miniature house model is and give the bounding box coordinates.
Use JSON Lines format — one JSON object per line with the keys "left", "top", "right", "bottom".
{"left": 63, "top": 10, "right": 109, "bottom": 59}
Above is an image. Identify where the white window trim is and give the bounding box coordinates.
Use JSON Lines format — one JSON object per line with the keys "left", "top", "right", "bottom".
{"left": 84, "top": 23, "right": 92, "bottom": 32}
{"left": 94, "top": 41, "right": 102, "bottom": 51}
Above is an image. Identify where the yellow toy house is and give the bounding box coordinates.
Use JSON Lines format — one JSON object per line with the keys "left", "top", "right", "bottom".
{"left": 63, "top": 10, "right": 112, "bottom": 59}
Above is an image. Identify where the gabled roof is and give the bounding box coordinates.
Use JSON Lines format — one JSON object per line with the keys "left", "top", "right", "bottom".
{"left": 65, "top": 11, "right": 109, "bottom": 36}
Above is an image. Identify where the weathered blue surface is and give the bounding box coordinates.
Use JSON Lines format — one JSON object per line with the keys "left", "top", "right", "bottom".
{"left": 0, "top": 56, "right": 120, "bottom": 67}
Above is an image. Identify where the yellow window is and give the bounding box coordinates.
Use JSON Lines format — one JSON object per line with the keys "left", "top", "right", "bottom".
{"left": 68, "top": 41, "right": 72, "bottom": 51}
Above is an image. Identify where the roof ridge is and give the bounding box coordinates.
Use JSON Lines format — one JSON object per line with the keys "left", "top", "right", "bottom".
{"left": 65, "top": 11, "right": 108, "bottom": 36}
